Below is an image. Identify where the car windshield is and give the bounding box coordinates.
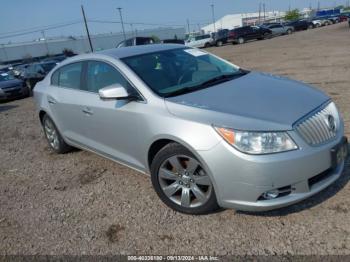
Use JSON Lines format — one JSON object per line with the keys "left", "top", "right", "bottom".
{"left": 122, "top": 48, "right": 244, "bottom": 97}
{"left": 0, "top": 73, "right": 15, "bottom": 81}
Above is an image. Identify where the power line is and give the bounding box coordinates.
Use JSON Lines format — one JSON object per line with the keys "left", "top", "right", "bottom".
{"left": 88, "top": 19, "right": 184, "bottom": 27}
{"left": 0, "top": 21, "right": 83, "bottom": 40}
{"left": 0, "top": 20, "right": 82, "bottom": 37}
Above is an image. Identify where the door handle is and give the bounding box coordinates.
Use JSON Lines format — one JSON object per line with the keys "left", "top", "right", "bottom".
{"left": 82, "top": 107, "right": 93, "bottom": 115}
{"left": 47, "top": 96, "right": 57, "bottom": 104}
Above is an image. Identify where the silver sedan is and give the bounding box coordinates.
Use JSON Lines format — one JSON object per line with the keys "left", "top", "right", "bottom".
{"left": 33, "top": 44, "right": 348, "bottom": 214}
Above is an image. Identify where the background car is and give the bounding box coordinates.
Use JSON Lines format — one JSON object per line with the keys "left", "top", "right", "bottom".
{"left": 19, "top": 61, "right": 57, "bottom": 92}
{"left": 185, "top": 34, "right": 213, "bottom": 48}
{"left": 161, "top": 39, "right": 185, "bottom": 44}
{"left": 116, "top": 37, "right": 157, "bottom": 48}
{"left": 211, "top": 29, "right": 230, "bottom": 47}
{"left": 228, "top": 26, "right": 272, "bottom": 44}
{"left": 0, "top": 72, "right": 28, "bottom": 101}
{"left": 263, "top": 23, "right": 294, "bottom": 36}
{"left": 285, "top": 20, "right": 314, "bottom": 31}
{"left": 311, "top": 18, "right": 331, "bottom": 27}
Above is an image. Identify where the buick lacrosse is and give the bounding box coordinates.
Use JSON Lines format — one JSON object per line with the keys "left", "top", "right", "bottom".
{"left": 34, "top": 44, "right": 348, "bottom": 214}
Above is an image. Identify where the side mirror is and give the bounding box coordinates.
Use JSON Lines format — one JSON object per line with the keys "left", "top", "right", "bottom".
{"left": 98, "top": 84, "right": 130, "bottom": 100}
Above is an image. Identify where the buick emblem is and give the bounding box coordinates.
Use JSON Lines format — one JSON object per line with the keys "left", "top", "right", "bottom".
{"left": 326, "top": 114, "right": 336, "bottom": 132}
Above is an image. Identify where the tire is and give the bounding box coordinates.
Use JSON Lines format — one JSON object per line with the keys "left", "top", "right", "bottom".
{"left": 287, "top": 29, "right": 292, "bottom": 35}
{"left": 237, "top": 37, "right": 245, "bottom": 44}
{"left": 263, "top": 33, "right": 270, "bottom": 39}
{"left": 204, "top": 42, "right": 210, "bottom": 48}
{"left": 308, "top": 24, "right": 313, "bottom": 29}
{"left": 25, "top": 79, "right": 34, "bottom": 96}
{"left": 150, "top": 143, "right": 220, "bottom": 215}
{"left": 42, "top": 114, "right": 72, "bottom": 154}
{"left": 216, "top": 40, "right": 223, "bottom": 47}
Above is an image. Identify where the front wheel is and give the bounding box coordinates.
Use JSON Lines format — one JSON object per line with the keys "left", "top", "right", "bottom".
{"left": 204, "top": 42, "right": 211, "bottom": 48}
{"left": 150, "top": 143, "right": 219, "bottom": 215}
{"left": 287, "top": 29, "right": 292, "bottom": 35}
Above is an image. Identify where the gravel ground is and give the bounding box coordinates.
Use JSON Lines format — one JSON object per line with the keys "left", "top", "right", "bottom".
{"left": 1, "top": 22, "right": 350, "bottom": 256}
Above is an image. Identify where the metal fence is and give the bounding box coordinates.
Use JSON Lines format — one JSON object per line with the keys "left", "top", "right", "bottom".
{"left": 0, "top": 27, "right": 185, "bottom": 63}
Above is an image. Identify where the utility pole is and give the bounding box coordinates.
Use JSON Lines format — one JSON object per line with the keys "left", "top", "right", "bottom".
{"left": 117, "top": 7, "right": 126, "bottom": 41}
{"left": 130, "top": 23, "right": 134, "bottom": 37}
{"left": 1, "top": 44, "right": 9, "bottom": 62}
{"left": 81, "top": 5, "right": 93, "bottom": 53}
{"left": 259, "top": 2, "right": 261, "bottom": 24}
{"left": 186, "top": 19, "right": 190, "bottom": 34}
{"left": 263, "top": 3, "right": 266, "bottom": 22}
{"left": 41, "top": 30, "right": 50, "bottom": 55}
{"left": 211, "top": 4, "right": 216, "bottom": 33}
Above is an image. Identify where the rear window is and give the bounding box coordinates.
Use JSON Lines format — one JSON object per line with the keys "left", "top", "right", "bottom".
{"left": 41, "top": 63, "right": 56, "bottom": 72}
{"left": 51, "top": 62, "right": 82, "bottom": 89}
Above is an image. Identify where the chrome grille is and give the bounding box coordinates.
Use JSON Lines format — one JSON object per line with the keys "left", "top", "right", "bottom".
{"left": 295, "top": 102, "right": 339, "bottom": 146}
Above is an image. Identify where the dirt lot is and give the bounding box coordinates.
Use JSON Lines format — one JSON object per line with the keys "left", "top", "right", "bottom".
{"left": 1, "top": 23, "right": 350, "bottom": 256}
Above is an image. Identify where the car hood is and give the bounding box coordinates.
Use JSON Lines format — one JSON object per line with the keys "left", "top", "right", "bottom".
{"left": 165, "top": 71, "right": 329, "bottom": 131}
{"left": 0, "top": 79, "right": 23, "bottom": 89}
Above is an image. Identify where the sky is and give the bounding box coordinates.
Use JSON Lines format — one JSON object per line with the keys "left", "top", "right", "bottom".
{"left": 0, "top": 0, "right": 344, "bottom": 44}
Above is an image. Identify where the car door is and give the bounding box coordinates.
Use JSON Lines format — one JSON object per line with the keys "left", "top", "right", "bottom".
{"left": 74, "top": 60, "right": 146, "bottom": 169}
{"left": 195, "top": 36, "right": 204, "bottom": 48}
{"left": 47, "top": 62, "right": 90, "bottom": 145}
{"left": 273, "top": 24, "right": 284, "bottom": 35}
{"left": 249, "top": 27, "right": 260, "bottom": 39}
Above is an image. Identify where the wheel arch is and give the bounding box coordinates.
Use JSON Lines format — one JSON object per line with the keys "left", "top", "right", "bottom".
{"left": 147, "top": 136, "right": 206, "bottom": 171}
{"left": 39, "top": 110, "right": 47, "bottom": 124}
{"left": 146, "top": 136, "right": 222, "bottom": 208}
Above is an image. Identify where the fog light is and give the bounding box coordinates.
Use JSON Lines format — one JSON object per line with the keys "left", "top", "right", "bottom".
{"left": 262, "top": 190, "right": 279, "bottom": 200}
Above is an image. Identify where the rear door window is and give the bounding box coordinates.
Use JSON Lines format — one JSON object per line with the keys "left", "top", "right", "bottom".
{"left": 58, "top": 62, "right": 83, "bottom": 89}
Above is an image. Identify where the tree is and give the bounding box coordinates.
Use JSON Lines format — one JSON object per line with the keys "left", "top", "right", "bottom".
{"left": 22, "top": 54, "right": 33, "bottom": 63}
{"left": 151, "top": 35, "right": 160, "bottom": 43}
{"left": 62, "top": 48, "right": 75, "bottom": 57}
{"left": 285, "top": 9, "right": 300, "bottom": 21}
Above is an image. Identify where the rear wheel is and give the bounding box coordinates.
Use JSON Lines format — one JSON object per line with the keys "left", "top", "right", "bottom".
{"left": 216, "top": 40, "right": 223, "bottom": 47}
{"left": 237, "top": 37, "right": 245, "bottom": 44}
{"left": 204, "top": 42, "right": 211, "bottom": 48}
{"left": 287, "top": 29, "right": 292, "bottom": 34}
{"left": 150, "top": 143, "right": 219, "bottom": 215}
{"left": 42, "top": 114, "right": 72, "bottom": 154}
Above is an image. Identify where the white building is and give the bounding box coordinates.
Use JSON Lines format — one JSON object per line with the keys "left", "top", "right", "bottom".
{"left": 201, "top": 11, "right": 286, "bottom": 33}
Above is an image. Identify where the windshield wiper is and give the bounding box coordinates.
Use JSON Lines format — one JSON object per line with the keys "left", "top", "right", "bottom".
{"left": 164, "top": 71, "right": 248, "bottom": 98}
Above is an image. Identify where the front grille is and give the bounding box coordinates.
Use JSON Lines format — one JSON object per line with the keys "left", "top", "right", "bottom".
{"left": 295, "top": 102, "right": 339, "bottom": 146}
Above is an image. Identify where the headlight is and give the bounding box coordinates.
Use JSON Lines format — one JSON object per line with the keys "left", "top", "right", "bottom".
{"left": 214, "top": 127, "right": 298, "bottom": 154}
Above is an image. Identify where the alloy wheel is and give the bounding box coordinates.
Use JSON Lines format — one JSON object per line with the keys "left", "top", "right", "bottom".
{"left": 44, "top": 118, "right": 59, "bottom": 150}
{"left": 158, "top": 155, "right": 213, "bottom": 208}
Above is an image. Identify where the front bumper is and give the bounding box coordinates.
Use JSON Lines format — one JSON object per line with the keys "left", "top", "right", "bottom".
{"left": 0, "top": 86, "right": 28, "bottom": 101}
{"left": 197, "top": 130, "right": 348, "bottom": 212}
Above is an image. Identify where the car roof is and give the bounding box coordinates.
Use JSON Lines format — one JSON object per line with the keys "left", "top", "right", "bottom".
{"left": 97, "top": 44, "right": 186, "bottom": 59}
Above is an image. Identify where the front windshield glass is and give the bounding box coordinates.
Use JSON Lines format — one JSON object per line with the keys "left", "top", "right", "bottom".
{"left": 0, "top": 73, "right": 15, "bottom": 81}
{"left": 122, "top": 48, "right": 242, "bottom": 97}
